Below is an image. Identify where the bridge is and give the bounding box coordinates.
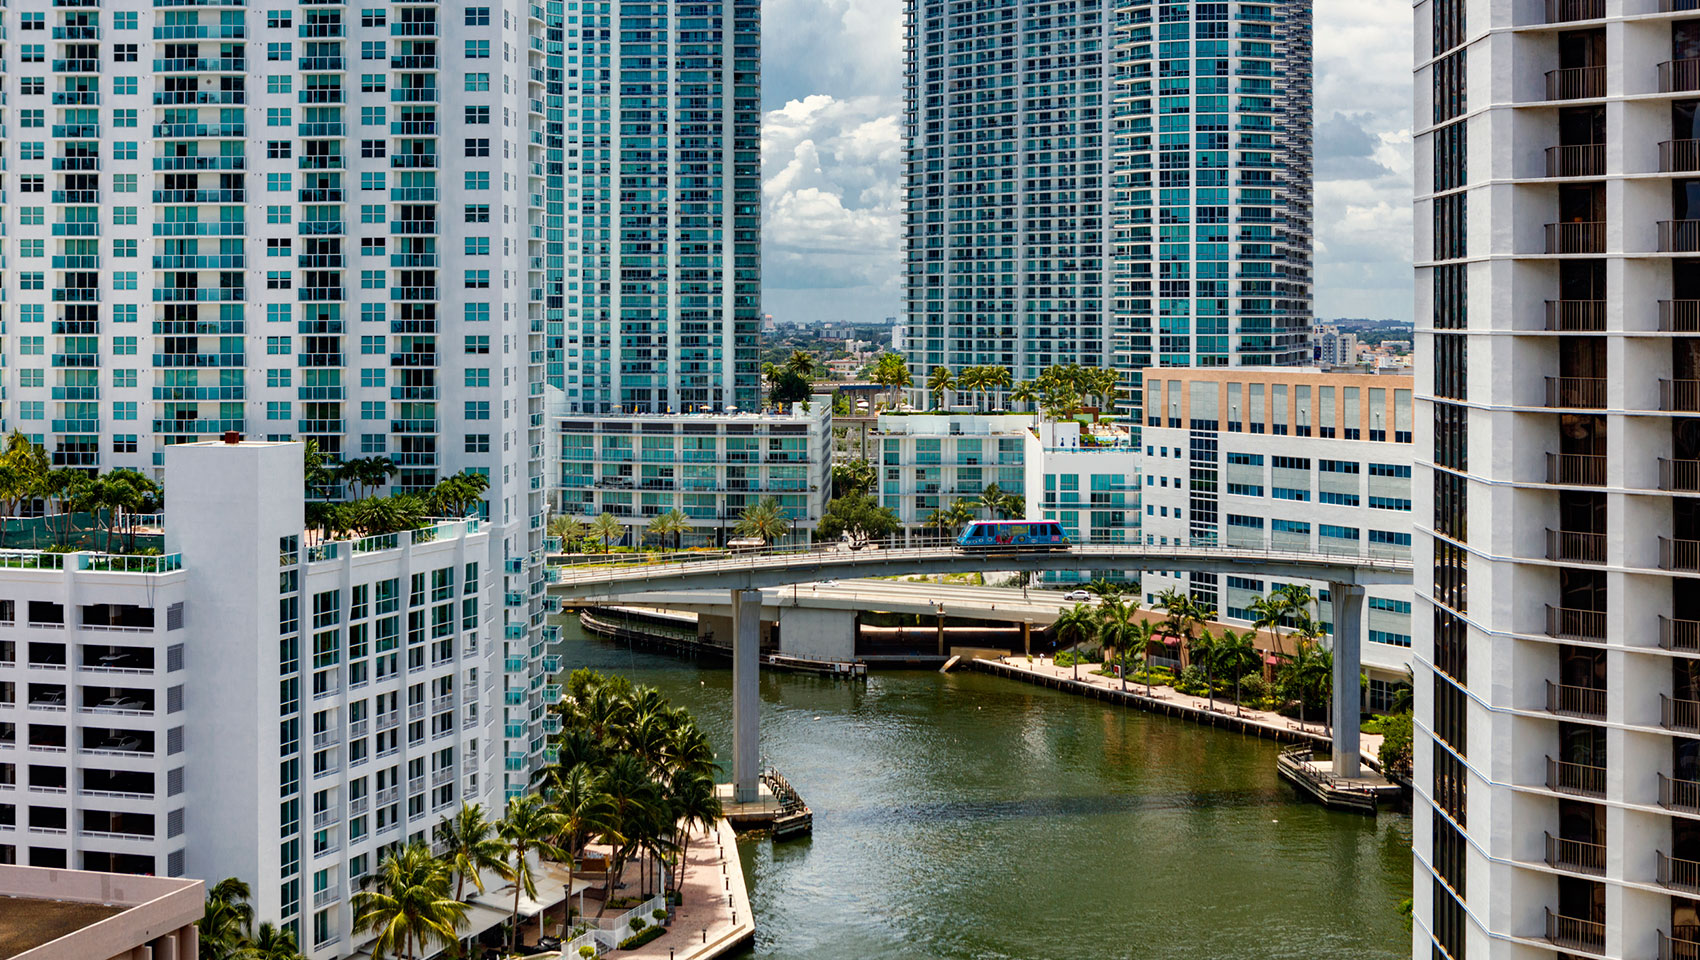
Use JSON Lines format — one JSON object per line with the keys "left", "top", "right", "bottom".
{"left": 547, "top": 541, "right": 1414, "bottom": 798}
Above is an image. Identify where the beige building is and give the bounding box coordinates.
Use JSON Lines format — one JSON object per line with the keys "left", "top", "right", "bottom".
{"left": 0, "top": 864, "right": 201, "bottom": 960}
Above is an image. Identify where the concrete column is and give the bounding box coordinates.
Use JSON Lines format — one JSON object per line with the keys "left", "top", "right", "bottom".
{"left": 1022, "top": 620, "right": 1031, "bottom": 656}
{"left": 732, "top": 588, "right": 761, "bottom": 802}
{"left": 1330, "top": 582, "right": 1366, "bottom": 778}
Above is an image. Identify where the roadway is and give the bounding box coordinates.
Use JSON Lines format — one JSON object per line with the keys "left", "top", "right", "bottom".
{"left": 603, "top": 578, "right": 1088, "bottom": 625}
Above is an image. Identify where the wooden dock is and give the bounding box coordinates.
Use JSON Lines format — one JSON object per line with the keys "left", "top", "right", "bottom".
{"left": 1276, "top": 745, "right": 1402, "bottom": 813}
{"left": 715, "top": 768, "right": 813, "bottom": 841}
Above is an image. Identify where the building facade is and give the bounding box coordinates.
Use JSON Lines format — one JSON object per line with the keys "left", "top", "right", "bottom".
{"left": 1108, "top": 0, "right": 1314, "bottom": 411}
{"left": 1139, "top": 368, "right": 1415, "bottom": 709}
{"left": 0, "top": 865, "right": 202, "bottom": 960}
{"left": 1022, "top": 419, "right": 1141, "bottom": 585}
{"left": 900, "top": 0, "right": 1115, "bottom": 386}
{"left": 1413, "top": 4, "right": 1700, "bottom": 957}
{"left": 556, "top": 0, "right": 762, "bottom": 414}
{"left": 0, "top": 441, "right": 502, "bottom": 958}
{"left": 0, "top": 0, "right": 551, "bottom": 810}
{"left": 554, "top": 400, "right": 832, "bottom": 547}
{"left": 876, "top": 413, "right": 1031, "bottom": 542}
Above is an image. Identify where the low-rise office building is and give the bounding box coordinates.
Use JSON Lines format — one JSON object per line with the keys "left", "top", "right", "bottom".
{"left": 1022, "top": 419, "right": 1141, "bottom": 584}
{"left": 553, "top": 400, "right": 833, "bottom": 547}
{"left": 0, "top": 439, "right": 501, "bottom": 958}
{"left": 1139, "top": 368, "right": 1416, "bottom": 708}
{"left": 0, "top": 863, "right": 202, "bottom": 960}
{"left": 876, "top": 413, "right": 1030, "bottom": 542}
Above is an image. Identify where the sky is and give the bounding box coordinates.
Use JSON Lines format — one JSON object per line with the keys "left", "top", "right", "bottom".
{"left": 758, "top": 0, "right": 1415, "bottom": 326}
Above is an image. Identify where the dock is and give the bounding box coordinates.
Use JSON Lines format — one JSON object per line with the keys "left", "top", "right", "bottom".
{"left": 715, "top": 768, "right": 813, "bottom": 840}
{"left": 1276, "top": 745, "right": 1402, "bottom": 813}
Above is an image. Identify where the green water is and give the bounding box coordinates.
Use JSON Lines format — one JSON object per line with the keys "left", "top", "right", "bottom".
{"left": 557, "top": 620, "right": 1414, "bottom": 960}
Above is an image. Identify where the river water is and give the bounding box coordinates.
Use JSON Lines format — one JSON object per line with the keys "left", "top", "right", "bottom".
{"left": 557, "top": 619, "right": 1413, "bottom": 960}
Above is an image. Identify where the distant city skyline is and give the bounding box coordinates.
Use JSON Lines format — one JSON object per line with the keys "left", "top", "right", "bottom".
{"left": 759, "top": 0, "right": 1414, "bottom": 327}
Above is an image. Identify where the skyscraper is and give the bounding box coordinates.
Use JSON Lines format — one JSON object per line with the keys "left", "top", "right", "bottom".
{"left": 556, "top": 0, "right": 763, "bottom": 415}
{"left": 0, "top": 0, "right": 552, "bottom": 836}
{"left": 1109, "top": 0, "right": 1313, "bottom": 413}
{"left": 1413, "top": 3, "right": 1700, "bottom": 959}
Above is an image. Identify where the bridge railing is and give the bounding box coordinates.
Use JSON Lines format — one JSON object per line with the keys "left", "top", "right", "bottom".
{"left": 545, "top": 534, "right": 1412, "bottom": 588}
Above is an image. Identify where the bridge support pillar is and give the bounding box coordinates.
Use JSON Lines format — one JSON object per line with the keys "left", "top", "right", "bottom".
{"left": 732, "top": 588, "right": 761, "bottom": 802}
{"left": 1329, "top": 582, "right": 1366, "bottom": 779}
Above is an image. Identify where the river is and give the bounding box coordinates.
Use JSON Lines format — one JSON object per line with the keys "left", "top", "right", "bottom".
{"left": 556, "top": 618, "right": 1414, "bottom": 960}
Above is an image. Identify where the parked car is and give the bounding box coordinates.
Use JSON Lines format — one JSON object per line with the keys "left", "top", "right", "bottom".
{"left": 96, "top": 695, "right": 144, "bottom": 710}
{"left": 96, "top": 652, "right": 134, "bottom": 667}
{"left": 96, "top": 735, "right": 143, "bottom": 751}
{"left": 1062, "top": 590, "right": 1092, "bottom": 602}
{"left": 31, "top": 689, "right": 66, "bottom": 705}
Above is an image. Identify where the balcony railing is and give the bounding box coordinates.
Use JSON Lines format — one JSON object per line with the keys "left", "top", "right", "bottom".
{"left": 1662, "top": 459, "right": 1700, "bottom": 493}
{"left": 1660, "top": 58, "right": 1700, "bottom": 94}
{"left": 1546, "top": 143, "right": 1604, "bottom": 178}
{"left": 1662, "top": 140, "right": 1700, "bottom": 173}
{"left": 1546, "top": 66, "right": 1606, "bottom": 100}
{"left": 1546, "top": 452, "right": 1606, "bottom": 485}
{"left": 1545, "top": 299, "right": 1606, "bottom": 331}
{"left": 1547, "top": 605, "right": 1606, "bottom": 642}
{"left": 1662, "top": 537, "right": 1700, "bottom": 573}
{"left": 1547, "top": 681, "right": 1607, "bottom": 720}
{"left": 1547, "top": 528, "right": 1606, "bottom": 564}
{"left": 1662, "top": 301, "right": 1700, "bottom": 332}
{"left": 1663, "top": 617, "right": 1700, "bottom": 653}
{"left": 1545, "top": 831, "right": 1606, "bottom": 875}
{"left": 1661, "top": 850, "right": 1700, "bottom": 894}
{"left": 1546, "top": 0, "right": 1603, "bottom": 19}
{"left": 1661, "top": 772, "right": 1700, "bottom": 814}
{"left": 1547, "top": 756, "right": 1606, "bottom": 797}
{"left": 1665, "top": 694, "right": 1700, "bottom": 733}
{"left": 1546, "top": 908, "right": 1606, "bottom": 953}
{"left": 1660, "top": 221, "right": 1700, "bottom": 253}
{"left": 1661, "top": 929, "right": 1700, "bottom": 960}
{"left": 1545, "top": 221, "right": 1605, "bottom": 253}
{"left": 1663, "top": 380, "right": 1700, "bottom": 412}
{"left": 1546, "top": 376, "right": 1606, "bottom": 408}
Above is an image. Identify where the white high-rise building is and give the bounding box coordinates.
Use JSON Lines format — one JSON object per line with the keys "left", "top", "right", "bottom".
{"left": 1413, "top": 4, "right": 1700, "bottom": 959}
{"left": 0, "top": 441, "right": 502, "bottom": 958}
{"left": 0, "top": 0, "right": 553, "bottom": 816}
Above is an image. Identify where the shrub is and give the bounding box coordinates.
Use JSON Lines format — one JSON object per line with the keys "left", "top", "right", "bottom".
{"left": 619, "top": 925, "right": 666, "bottom": 950}
{"left": 580, "top": 946, "right": 597, "bottom": 959}
{"left": 652, "top": 908, "right": 669, "bottom": 922}
{"left": 630, "top": 918, "right": 647, "bottom": 933}
{"left": 1237, "top": 674, "right": 1271, "bottom": 702}
{"left": 1377, "top": 711, "right": 1414, "bottom": 779}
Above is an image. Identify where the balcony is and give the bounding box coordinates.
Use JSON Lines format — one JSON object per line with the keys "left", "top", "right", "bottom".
{"left": 1661, "top": 929, "right": 1700, "bottom": 960}
{"left": 1545, "top": 66, "right": 1606, "bottom": 101}
{"left": 1547, "top": 605, "right": 1606, "bottom": 643}
{"left": 1663, "top": 617, "right": 1700, "bottom": 653}
{"left": 1545, "top": 908, "right": 1606, "bottom": 953}
{"left": 1546, "top": 376, "right": 1606, "bottom": 409}
{"left": 1544, "top": 299, "right": 1605, "bottom": 331}
{"left": 1546, "top": 452, "right": 1606, "bottom": 486}
{"left": 1545, "top": 144, "right": 1604, "bottom": 178}
{"left": 1545, "top": 832, "right": 1606, "bottom": 875}
{"left": 1545, "top": 221, "right": 1605, "bottom": 254}
{"left": 1660, "top": 58, "right": 1700, "bottom": 94}
{"left": 1664, "top": 379, "right": 1700, "bottom": 412}
{"left": 1545, "top": 0, "right": 1603, "bottom": 20}
{"left": 1665, "top": 694, "right": 1700, "bottom": 734}
{"left": 1654, "top": 538, "right": 1700, "bottom": 578}
{"left": 1661, "top": 221, "right": 1700, "bottom": 253}
{"left": 1662, "top": 141, "right": 1700, "bottom": 175}
{"left": 1660, "top": 851, "right": 1700, "bottom": 895}
{"left": 1662, "top": 772, "right": 1700, "bottom": 814}
{"left": 1547, "top": 681, "right": 1606, "bottom": 720}
{"left": 1547, "top": 756, "right": 1606, "bottom": 797}
{"left": 1547, "top": 528, "right": 1606, "bottom": 564}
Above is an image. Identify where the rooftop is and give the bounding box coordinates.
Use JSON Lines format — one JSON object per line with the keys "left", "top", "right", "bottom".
{"left": 0, "top": 896, "right": 124, "bottom": 958}
{"left": 0, "top": 865, "right": 201, "bottom": 960}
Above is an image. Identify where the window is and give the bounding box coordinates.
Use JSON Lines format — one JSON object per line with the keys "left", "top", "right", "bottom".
{"left": 464, "top": 139, "right": 490, "bottom": 157}
{"left": 360, "top": 336, "right": 385, "bottom": 355}
{"left": 113, "top": 337, "right": 138, "bottom": 355}
{"left": 267, "top": 141, "right": 293, "bottom": 159}
{"left": 360, "top": 237, "right": 386, "bottom": 256}
{"left": 464, "top": 402, "right": 490, "bottom": 420}
{"left": 1319, "top": 525, "right": 1359, "bottom": 541}
{"left": 464, "top": 303, "right": 490, "bottom": 322}
{"left": 465, "top": 106, "right": 490, "bottom": 124}
{"left": 1369, "top": 596, "right": 1413, "bottom": 614}
{"left": 1271, "top": 456, "right": 1310, "bottom": 470}
{"left": 361, "top": 105, "right": 385, "bottom": 126}
{"left": 112, "top": 44, "right": 137, "bottom": 62}
{"left": 268, "top": 42, "right": 292, "bottom": 61}
{"left": 268, "top": 172, "right": 293, "bottom": 192}
{"left": 267, "top": 337, "right": 293, "bottom": 355}
{"left": 1370, "top": 530, "right": 1413, "bottom": 548}
{"left": 1225, "top": 452, "right": 1262, "bottom": 466}
{"left": 268, "top": 369, "right": 292, "bottom": 388}
{"left": 1369, "top": 496, "right": 1413, "bottom": 511}
{"left": 465, "top": 369, "right": 489, "bottom": 388}
{"left": 361, "top": 401, "right": 384, "bottom": 420}
{"left": 465, "top": 40, "right": 490, "bottom": 58}
{"left": 362, "top": 205, "right": 384, "bottom": 224}
{"left": 361, "top": 75, "right": 386, "bottom": 93}
{"left": 1319, "top": 460, "right": 1360, "bottom": 474}
{"left": 267, "top": 9, "right": 293, "bottom": 27}
{"left": 1369, "top": 463, "right": 1412, "bottom": 478}
{"left": 464, "top": 336, "right": 490, "bottom": 354}
{"left": 361, "top": 270, "right": 384, "bottom": 290}
{"left": 1319, "top": 491, "right": 1359, "bottom": 506}
{"left": 1225, "top": 483, "right": 1263, "bottom": 497}
{"left": 465, "top": 73, "right": 490, "bottom": 91}
{"left": 267, "top": 402, "right": 292, "bottom": 421}
{"left": 465, "top": 172, "right": 490, "bottom": 190}
{"left": 466, "top": 6, "right": 491, "bottom": 24}
{"left": 464, "top": 205, "right": 490, "bottom": 223}
{"left": 267, "top": 75, "right": 293, "bottom": 94}
{"left": 113, "top": 207, "right": 138, "bottom": 225}
{"left": 115, "top": 10, "right": 138, "bottom": 28}
{"left": 464, "top": 270, "right": 490, "bottom": 288}
{"left": 114, "top": 77, "right": 138, "bottom": 95}
{"left": 361, "top": 8, "right": 386, "bottom": 26}
{"left": 1271, "top": 487, "right": 1309, "bottom": 502}
{"left": 361, "top": 41, "right": 385, "bottom": 60}
{"left": 465, "top": 434, "right": 490, "bottom": 454}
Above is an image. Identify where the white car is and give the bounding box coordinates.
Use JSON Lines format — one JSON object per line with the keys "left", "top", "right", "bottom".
{"left": 96, "top": 735, "right": 143, "bottom": 751}
{"left": 821, "top": 580, "right": 839, "bottom": 588}
{"left": 96, "top": 695, "right": 144, "bottom": 710}
{"left": 1062, "top": 590, "right": 1092, "bottom": 602}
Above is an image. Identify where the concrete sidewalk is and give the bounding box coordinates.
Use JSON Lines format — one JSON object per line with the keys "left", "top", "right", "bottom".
{"left": 621, "top": 818, "right": 753, "bottom": 960}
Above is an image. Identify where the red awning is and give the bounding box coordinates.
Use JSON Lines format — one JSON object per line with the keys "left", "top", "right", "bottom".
{"left": 1264, "top": 654, "right": 1281, "bottom": 665}
{"left": 1162, "top": 637, "right": 1180, "bottom": 646}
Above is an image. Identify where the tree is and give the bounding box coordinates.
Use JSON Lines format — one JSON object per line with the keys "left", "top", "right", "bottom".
{"left": 1216, "top": 627, "right": 1261, "bottom": 716}
{"left": 999, "top": 493, "right": 1025, "bottom": 520}
{"left": 981, "top": 365, "right": 1012, "bottom": 409}
{"left": 590, "top": 512, "right": 625, "bottom": 553}
{"left": 346, "top": 494, "right": 425, "bottom": 536}
{"left": 352, "top": 841, "right": 468, "bottom": 960}
{"left": 957, "top": 366, "right": 988, "bottom": 411}
{"left": 816, "top": 492, "right": 899, "bottom": 547}
{"left": 1095, "top": 596, "right": 1136, "bottom": 691}
{"left": 435, "top": 801, "right": 512, "bottom": 903}
{"left": 867, "top": 353, "right": 912, "bottom": 409}
{"left": 248, "top": 922, "right": 308, "bottom": 960}
{"left": 1126, "top": 619, "right": 1160, "bottom": 697}
{"left": 498, "top": 794, "right": 569, "bottom": 952}
{"left": 1277, "top": 638, "right": 1333, "bottom": 729}
{"left": 926, "top": 366, "right": 955, "bottom": 409}
{"left": 668, "top": 772, "right": 723, "bottom": 897}
{"left": 1084, "top": 578, "right": 1122, "bottom": 602}
{"left": 1010, "top": 381, "right": 1040, "bottom": 427}
{"left": 1249, "top": 592, "right": 1293, "bottom": 664}
{"left": 1154, "top": 588, "right": 1212, "bottom": 670}
{"left": 593, "top": 754, "right": 664, "bottom": 910}
{"left": 734, "top": 497, "right": 792, "bottom": 545}
{"left": 768, "top": 368, "right": 813, "bottom": 405}
{"left": 536, "top": 763, "right": 617, "bottom": 921}
{"left": 782, "top": 349, "right": 820, "bottom": 380}
{"left": 976, "top": 482, "right": 1005, "bottom": 521}
{"left": 338, "top": 456, "right": 397, "bottom": 500}
{"left": 427, "top": 471, "right": 490, "bottom": 518}
{"left": 548, "top": 514, "right": 586, "bottom": 551}
{"left": 1189, "top": 627, "right": 1223, "bottom": 710}
{"left": 646, "top": 508, "right": 690, "bottom": 551}
{"left": 830, "top": 458, "right": 875, "bottom": 498}
{"left": 1053, "top": 602, "right": 1099, "bottom": 681}
{"left": 199, "top": 877, "right": 256, "bottom": 960}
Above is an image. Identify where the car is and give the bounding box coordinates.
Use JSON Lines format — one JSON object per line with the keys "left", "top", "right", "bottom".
{"left": 96, "top": 695, "right": 144, "bottom": 710}
{"left": 1062, "top": 590, "right": 1092, "bottom": 602}
{"left": 96, "top": 735, "right": 143, "bottom": 751}
{"left": 96, "top": 652, "right": 133, "bottom": 667}
{"left": 821, "top": 579, "right": 839, "bottom": 588}
{"left": 31, "top": 690, "right": 66, "bottom": 705}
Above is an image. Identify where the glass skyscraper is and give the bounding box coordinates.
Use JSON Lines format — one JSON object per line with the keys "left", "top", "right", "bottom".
{"left": 557, "top": 0, "right": 763, "bottom": 415}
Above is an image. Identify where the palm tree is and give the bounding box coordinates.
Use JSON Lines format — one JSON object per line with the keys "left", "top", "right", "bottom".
{"left": 1189, "top": 627, "right": 1222, "bottom": 710}
{"left": 593, "top": 753, "right": 663, "bottom": 909}
{"left": 428, "top": 471, "right": 490, "bottom": 518}
{"left": 668, "top": 772, "right": 723, "bottom": 900}
{"left": 548, "top": 514, "right": 586, "bottom": 552}
{"left": 199, "top": 877, "right": 256, "bottom": 960}
{"left": 868, "top": 352, "right": 912, "bottom": 409}
{"left": 1127, "top": 619, "right": 1160, "bottom": 697}
{"left": 977, "top": 482, "right": 1005, "bottom": 521}
{"left": 1096, "top": 596, "right": 1136, "bottom": 691}
{"left": 982, "top": 365, "right": 1012, "bottom": 410}
{"left": 248, "top": 921, "right": 308, "bottom": 960}
{"left": 1053, "top": 602, "right": 1099, "bottom": 681}
{"left": 734, "top": 497, "right": 792, "bottom": 545}
{"left": 351, "top": 840, "right": 468, "bottom": 960}
{"left": 499, "top": 794, "right": 570, "bottom": 951}
{"left": 999, "top": 492, "right": 1025, "bottom": 520}
{"left": 646, "top": 507, "right": 690, "bottom": 551}
{"left": 1274, "top": 584, "right": 1319, "bottom": 640}
{"left": 590, "top": 512, "right": 625, "bottom": 553}
{"left": 1216, "top": 628, "right": 1261, "bottom": 717}
{"left": 536, "top": 764, "right": 616, "bottom": 923}
{"left": 1154, "top": 588, "right": 1212, "bottom": 670}
{"left": 435, "top": 801, "right": 512, "bottom": 903}
{"left": 1010, "top": 380, "right": 1040, "bottom": 427}
{"left": 1084, "top": 577, "right": 1122, "bottom": 602}
{"left": 1249, "top": 592, "right": 1293, "bottom": 664}
{"left": 926, "top": 366, "right": 955, "bottom": 409}
{"left": 782, "top": 349, "right": 820, "bottom": 380}
{"left": 957, "top": 365, "right": 987, "bottom": 411}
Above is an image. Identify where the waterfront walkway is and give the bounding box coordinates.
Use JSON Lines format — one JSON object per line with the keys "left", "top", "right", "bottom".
{"left": 621, "top": 818, "right": 753, "bottom": 960}
{"left": 973, "top": 655, "right": 1385, "bottom": 766}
